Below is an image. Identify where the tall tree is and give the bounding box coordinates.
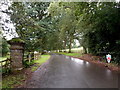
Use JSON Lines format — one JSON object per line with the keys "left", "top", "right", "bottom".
{"left": 8, "top": 2, "right": 50, "bottom": 52}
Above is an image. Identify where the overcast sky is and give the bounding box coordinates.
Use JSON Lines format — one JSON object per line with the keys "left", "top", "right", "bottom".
{"left": 0, "top": 1, "right": 18, "bottom": 40}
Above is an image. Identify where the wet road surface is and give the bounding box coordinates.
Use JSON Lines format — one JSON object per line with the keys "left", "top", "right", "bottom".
{"left": 25, "top": 54, "right": 119, "bottom": 88}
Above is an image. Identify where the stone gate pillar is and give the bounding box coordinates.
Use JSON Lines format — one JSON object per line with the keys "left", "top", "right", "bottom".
{"left": 8, "top": 38, "right": 25, "bottom": 71}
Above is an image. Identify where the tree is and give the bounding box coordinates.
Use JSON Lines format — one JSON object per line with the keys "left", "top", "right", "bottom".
{"left": 75, "top": 2, "right": 120, "bottom": 63}
{"left": 8, "top": 2, "right": 50, "bottom": 53}
{"left": 1, "top": 2, "right": 119, "bottom": 64}
{"left": 48, "top": 2, "right": 78, "bottom": 52}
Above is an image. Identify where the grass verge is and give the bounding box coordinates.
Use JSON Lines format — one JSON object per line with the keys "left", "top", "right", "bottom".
{"left": 2, "top": 54, "right": 50, "bottom": 88}
{"left": 31, "top": 55, "right": 50, "bottom": 72}
{"left": 55, "top": 52, "right": 82, "bottom": 58}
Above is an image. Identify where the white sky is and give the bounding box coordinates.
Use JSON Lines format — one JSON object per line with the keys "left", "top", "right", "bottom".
{"left": 0, "top": 1, "right": 18, "bottom": 40}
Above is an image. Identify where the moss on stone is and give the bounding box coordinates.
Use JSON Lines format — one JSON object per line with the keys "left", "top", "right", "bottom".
{"left": 9, "top": 38, "right": 24, "bottom": 43}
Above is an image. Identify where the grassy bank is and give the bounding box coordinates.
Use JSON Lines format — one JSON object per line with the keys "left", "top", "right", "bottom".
{"left": 56, "top": 52, "right": 82, "bottom": 58}
{"left": 2, "top": 54, "right": 50, "bottom": 88}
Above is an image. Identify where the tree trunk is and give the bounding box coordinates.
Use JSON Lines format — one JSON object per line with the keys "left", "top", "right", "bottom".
{"left": 28, "top": 54, "right": 31, "bottom": 63}
{"left": 68, "top": 39, "right": 72, "bottom": 53}
{"left": 83, "top": 46, "right": 87, "bottom": 54}
{"left": 56, "top": 50, "right": 58, "bottom": 52}
{"left": 64, "top": 40, "right": 66, "bottom": 51}
{"left": 28, "top": 52, "right": 31, "bottom": 63}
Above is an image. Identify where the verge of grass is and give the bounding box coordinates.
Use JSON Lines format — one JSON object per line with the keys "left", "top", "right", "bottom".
{"left": 64, "top": 47, "right": 83, "bottom": 53}
{"left": 56, "top": 52, "right": 82, "bottom": 58}
{"left": 31, "top": 55, "right": 50, "bottom": 72}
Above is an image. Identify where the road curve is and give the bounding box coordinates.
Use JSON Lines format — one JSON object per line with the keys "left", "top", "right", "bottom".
{"left": 24, "top": 54, "right": 119, "bottom": 88}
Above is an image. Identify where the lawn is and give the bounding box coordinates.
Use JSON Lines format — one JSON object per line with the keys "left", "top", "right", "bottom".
{"left": 64, "top": 47, "right": 83, "bottom": 53}
{"left": 59, "top": 47, "right": 84, "bottom": 53}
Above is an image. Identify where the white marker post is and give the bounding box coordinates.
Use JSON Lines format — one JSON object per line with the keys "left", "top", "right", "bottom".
{"left": 106, "top": 54, "right": 111, "bottom": 63}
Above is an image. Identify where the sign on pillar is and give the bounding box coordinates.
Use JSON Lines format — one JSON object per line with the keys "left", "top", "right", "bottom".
{"left": 106, "top": 54, "right": 111, "bottom": 63}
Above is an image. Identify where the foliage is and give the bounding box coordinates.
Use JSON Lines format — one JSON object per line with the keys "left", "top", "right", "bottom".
{"left": 23, "top": 60, "right": 34, "bottom": 68}
{"left": 8, "top": 38, "right": 24, "bottom": 43}
{"left": 8, "top": 2, "right": 50, "bottom": 52}
{"left": 1, "top": 38, "right": 10, "bottom": 56}
{"left": 1, "top": 2, "right": 119, "bottom": 64}
{"left": 48, "top": 2, "right": 78, "bottom": 52}
{"left": 75, "top": 2, "right": 120, "bottom": 63}
{"left": 0, "top": 68, "right": 11, "bottom": 75}
{"left": 2, "top": 74, "right": 26, "bottom": 88}
{"left": 48, "top": 2, "right": 120, "bottom": 63}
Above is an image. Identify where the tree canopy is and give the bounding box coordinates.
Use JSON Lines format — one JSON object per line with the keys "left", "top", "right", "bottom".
{"left": 1, "top": 2, "right": 120, "bottom": 63}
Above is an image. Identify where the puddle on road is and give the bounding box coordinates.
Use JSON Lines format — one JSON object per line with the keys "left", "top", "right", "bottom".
{"left": 65, "top": 56, "right": 90, "bottom": 66}
{"left": 65, "top": 56, "right": 114, "bottom": 75}
{"left": 71, "top": 58, "right": 84, "bottom": 64}
{"left": 65, "top": 56, "right": 71, "bottom": 59}
{"left": 66, "top": 56, "right": 116, "bottom": 77}
{"left": 106, "top": 69, "right": 112, "bottom": 77}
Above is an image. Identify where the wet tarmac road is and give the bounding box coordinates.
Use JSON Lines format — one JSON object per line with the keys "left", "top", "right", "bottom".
{"left": 25, "top": 54, "right": 119, "bottom": 88}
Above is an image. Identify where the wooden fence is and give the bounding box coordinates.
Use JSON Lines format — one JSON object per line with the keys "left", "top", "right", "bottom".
{"left": 24, "top": 53, "right": 41, "bottom": 62}
{"left": 0, "top": 58, "right": 11, "bottom": 74}
{"left": 0, "top": 53, "right": 41, "bottom": 74}
{"left": 24, "top": 54, "right": 34, "bottom": 63}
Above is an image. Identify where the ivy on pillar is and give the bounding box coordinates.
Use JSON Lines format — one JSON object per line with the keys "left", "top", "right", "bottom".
{"left": 8, "top": 38, "right": 25, "bottom": 71}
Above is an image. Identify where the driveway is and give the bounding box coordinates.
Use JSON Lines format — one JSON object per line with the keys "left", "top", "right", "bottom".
{"left": 24, "top": 54, "right": 119, "bottom": 88}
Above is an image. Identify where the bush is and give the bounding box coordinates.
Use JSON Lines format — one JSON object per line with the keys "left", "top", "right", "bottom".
{"left": 23, "top": 60, "right": 34, "bottom": 68}
{"left": 0, "top": 68, "right": 11, "bottom": 75}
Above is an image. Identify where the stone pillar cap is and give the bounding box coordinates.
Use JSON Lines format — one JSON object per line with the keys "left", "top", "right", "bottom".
{"left": 8, "top": 38, "right": 25, "bottom": 44}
